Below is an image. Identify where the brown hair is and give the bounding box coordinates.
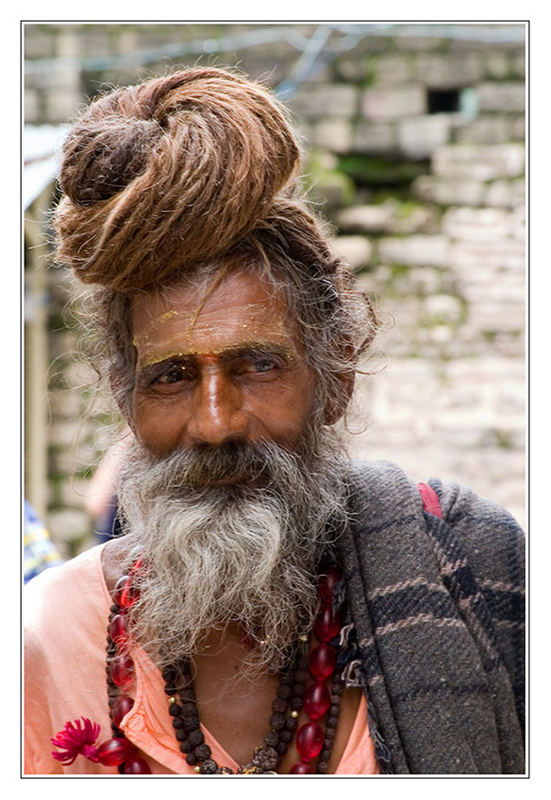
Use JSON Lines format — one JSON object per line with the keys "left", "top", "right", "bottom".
{"left": 53, "top": 67, "right": 300, "bottom": 291}
{"left": 56, "top": 67, "right": 379, "bottom": 421}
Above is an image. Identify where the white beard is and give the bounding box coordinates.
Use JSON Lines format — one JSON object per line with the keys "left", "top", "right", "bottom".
{"left": 115, "top": 433, "right": 349, "bottom": 674}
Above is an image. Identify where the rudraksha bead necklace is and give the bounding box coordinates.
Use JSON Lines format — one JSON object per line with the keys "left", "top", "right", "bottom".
{"left": 51, "top": 560, "right": 344, "bottom": 774}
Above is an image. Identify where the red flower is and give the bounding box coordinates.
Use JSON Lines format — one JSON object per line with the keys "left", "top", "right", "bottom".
{"left": 51, "top": 718, "right": 101, "bottom": 765}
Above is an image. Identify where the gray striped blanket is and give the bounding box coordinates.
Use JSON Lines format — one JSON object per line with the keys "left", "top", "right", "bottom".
{"left": 337, "top": 460, "right": 525, "bottom": 775}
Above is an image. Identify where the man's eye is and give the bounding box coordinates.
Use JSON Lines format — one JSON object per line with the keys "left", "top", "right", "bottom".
{"left": 241, "top": 356, "right": 280, "bottom": 375}
{"left": 252, "top": 358, "right": 276, "bottom": 373}
{"left": 234, "top": 355, "right": 280, "bottom": 378}
{"left": 156, "top": 364, "right": 195, "bottom": 384}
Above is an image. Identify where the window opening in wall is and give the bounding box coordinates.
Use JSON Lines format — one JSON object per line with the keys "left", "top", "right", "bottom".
{"left": 427, "top": 87, "right": 479, "bottom": 119}
{"left": 427, "top": 88, "right": 460, "bottom": 113}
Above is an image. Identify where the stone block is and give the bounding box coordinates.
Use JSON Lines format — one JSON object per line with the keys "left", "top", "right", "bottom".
{"left": 24, "top": 89, "right": 40, "bottom": 123}
{"left": 484, "top": 178, "right": 525, "bottom": 208}
{"left": 460, "top": 272, "right": 524, "bottom": 307}
{"left": 397, "top": 114, "right": 451, "bottom": 159}
{"left": 116, "top": 28, "right": 140, "bottom": 55}
{"left": 453, "top": 116, "right": 512, "bottom": 145}
{"left": 341, "top": 199, "right": 437, "bottom": 236}
{"left": 467, "top": 299, "right": 525, "bottom": 334}
{"left": 312, "top": 118, "right": 352, "bottom": 153}
{"left": 361, "top": 85, "right": 426, "bottom": 119}
{"left": 333, "top": 55, "right": 369, "bottom": 82}
{"left": 48, "top": 420, "right": 81, "bottom": 449}
{"left": 510, "top": 206, "right": 526, "bottom": 241}
{"left": 59, "top": 478, "right": 91, "bottom": 509}
{"left": 377, "top": 235, "right": 451, "bottom": 268}
{"left": 24, "top": 29, "right": 56, "bottom": 59}
{"left": 512, "top": 51, "right": 526, "bottom": 77}
{"left": 421, "top": 294, "right": 464, "bottom": 325}
{"left": 483, "top": 52, "right": 512, "bottom": 80}
{"left": 432, "top": 144, "right": 525, "bottom": 181}
{"left": 330, "top": 236, "right": 372, "bottom": 271}
{"left": 46, "top": 84, "right": 82, "bottom": 123}
{"left": 394, "top": 34, "right": 445, "bottom": 52}
{"left": 391, "top": 205, "right": 440, "bottom": 235}
{"left": 288, "top": 84, "right": 358, "bottom": 119}
{"left": 450, "top": 240, "right": 525, "bottom": 272}
{"left": 511, "top": 115, "right": 526, "bottom": 141}
{"left": 412, "top": 175, "right": 485, "bottom": 206}
{"left": 353, "top": 121, "right": 397, "bottom": 153}
{"left": 337, "top": 204, "right": 396, "bottom": 234}
{"left": 477, "top": 82, "right": 525, "bottom": 113}
{"left": 442, "top": 207, "right": 515, "bottom": 242}
{"left": 48, "top": 387, "right": 83, "bottom": 418}
{"left": 348, "top": 36, "right": 389, "bottom": 55}
{"left": 406, "top": 266, "right": 444, "bottom": 295}
{"left": 449, "top": 27, "right": 524, "bottom": 51}
{"left": 373, "top": 54, "right": 412, "bottom": 85}
{"left": 306, "top": 172, "right": 354, "bottom": 210}
{"left": 55, "top": 30, "right": 80, "bottom": 58}
{"left": 414, "top": 53, "right": 482, "bottom": 87}
{"left": 46, "top": 508, "right": 91, "bottom": 547}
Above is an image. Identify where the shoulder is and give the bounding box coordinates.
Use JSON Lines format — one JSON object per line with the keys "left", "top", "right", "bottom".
{"left": 345, "top": 459, "right": 524, "bottom": 583}
{"left": 24, "top": 543, "right": 111, "bottom": 655}
{"left": 430, "top": 478, "right": 525, "bottom": 585}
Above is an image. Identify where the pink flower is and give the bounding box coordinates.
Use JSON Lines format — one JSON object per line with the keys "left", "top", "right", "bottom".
{"left": 51, "top": 718, "right": 101, "bottom": 765}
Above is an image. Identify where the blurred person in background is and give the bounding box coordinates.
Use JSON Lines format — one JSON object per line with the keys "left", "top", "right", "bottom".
{"left": 24, "top": 500, "right": 63, "bottom": 583}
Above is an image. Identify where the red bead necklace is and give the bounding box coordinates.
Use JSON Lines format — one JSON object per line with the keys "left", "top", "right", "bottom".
{"left": 291, "top": 566, "right": 341, "bottom": 773}
{"left": 51, "top": 560, "right": 344, "bottom": 774}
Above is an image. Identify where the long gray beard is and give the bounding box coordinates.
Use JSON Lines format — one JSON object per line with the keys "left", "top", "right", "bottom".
{"left": 116, "top": 430, "right": 350, "bottom": 675}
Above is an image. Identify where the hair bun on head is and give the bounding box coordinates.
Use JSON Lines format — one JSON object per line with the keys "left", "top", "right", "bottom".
{"left": 53, "top": 68, "right": 301, "bottom": 291}
{"left": 59, "top": 116, "right": 163, "bottom": 206}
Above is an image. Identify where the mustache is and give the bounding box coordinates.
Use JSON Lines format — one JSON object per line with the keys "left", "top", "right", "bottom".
{"left": 128, "top": 438, "right": 307, "bottom": 494}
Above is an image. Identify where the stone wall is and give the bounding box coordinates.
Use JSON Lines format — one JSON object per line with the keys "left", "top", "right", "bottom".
{"left": 23, "top": 23, "right": 526, "bottom": 553}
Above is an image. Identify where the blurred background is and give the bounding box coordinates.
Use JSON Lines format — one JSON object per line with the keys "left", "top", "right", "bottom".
{"left": 23, "top": 22, "right": 526, "bottom": 560}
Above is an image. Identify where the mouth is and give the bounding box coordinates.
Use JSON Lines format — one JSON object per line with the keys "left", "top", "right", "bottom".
{"left": 187, "top": 466, "right": 269, "bottom": 489}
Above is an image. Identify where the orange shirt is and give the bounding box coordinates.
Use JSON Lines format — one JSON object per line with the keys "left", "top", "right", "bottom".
{"left": 24, "top": 544, "right": 379, "bottom": 775}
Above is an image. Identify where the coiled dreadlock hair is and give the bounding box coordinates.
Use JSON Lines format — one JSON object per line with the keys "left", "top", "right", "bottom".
{"left": 53, "top": 67, "right": 379, "bottom": 422}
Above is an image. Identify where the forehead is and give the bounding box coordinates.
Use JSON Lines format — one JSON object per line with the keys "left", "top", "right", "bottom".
{"left": 131, "top": 269, "right": 301, "bottom": 363}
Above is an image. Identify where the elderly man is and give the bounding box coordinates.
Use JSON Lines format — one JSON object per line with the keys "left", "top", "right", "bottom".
{"left": 24, "top": 67, "right": 524, "bottom": 775}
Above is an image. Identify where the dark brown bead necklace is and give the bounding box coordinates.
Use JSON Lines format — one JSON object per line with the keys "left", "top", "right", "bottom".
{"left": 104, "top": 561, "right": 345, "bottom": 775}
{"left": 161, "top": 644, "right": 308, "bottom": 774}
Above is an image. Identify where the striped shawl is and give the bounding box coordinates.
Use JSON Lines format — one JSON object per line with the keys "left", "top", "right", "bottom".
{"left": 337, "top": 460, "right": 525, "bottom": 775}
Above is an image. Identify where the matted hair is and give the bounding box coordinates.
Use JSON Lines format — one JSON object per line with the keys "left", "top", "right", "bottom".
{"left": 54, "top": 67, "right": 300, "bottom": 291}
{"left": 53, "top": 67, "right": 379, "bottom": 420}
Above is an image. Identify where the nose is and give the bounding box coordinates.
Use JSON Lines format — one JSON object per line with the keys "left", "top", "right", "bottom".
{"left": 185, "top": 368, "right": 249, "bottom": 446}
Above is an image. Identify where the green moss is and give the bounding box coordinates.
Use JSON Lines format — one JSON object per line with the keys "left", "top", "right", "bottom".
{"left": 362, "top": 57, "right": 377, "bottom": 87}
{"left": 371, "top": 187, "right": 412, "bottom": 204}
{"left": 415, "top": 289, "right": 468, "bottom": 331}
{"left": 48, "top": 473, "right": 64, "bottom": 509}
{"left": 74, "top": 464, "right": 96, "bottom": 480}
{"left": 394, "top": 200, "right": 424, "bottom": 219}
{"left": 303, "top": 151, "right": 356, "bottom": 207}
{"left": 337, "top": 155, "right": 428, "bottom": 186}
{"left": 479, "top": 428, "right": 516, "bottom": 450}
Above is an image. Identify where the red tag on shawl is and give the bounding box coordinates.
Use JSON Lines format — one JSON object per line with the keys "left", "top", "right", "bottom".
{"left": 417, "top": 482, "right": 443, "bottom": 518}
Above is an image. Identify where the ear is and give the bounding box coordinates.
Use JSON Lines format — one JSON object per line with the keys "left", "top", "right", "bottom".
{"left": 109, "top": 368, "right": 136, "bottom": 434}
{"left": 323, "top": 337, "right": 357, "bottom": 425}
{"left": 324, "top": 368, "right": 356, "bottom": 425}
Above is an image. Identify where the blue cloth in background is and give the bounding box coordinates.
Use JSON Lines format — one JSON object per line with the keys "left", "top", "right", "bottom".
{"left": 24, "top": 500, "right": 64, "bottom": 583}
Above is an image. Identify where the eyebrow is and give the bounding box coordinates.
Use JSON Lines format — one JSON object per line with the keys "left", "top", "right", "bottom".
{"left": 136, "top": 341, "right": 298, "bottom": 377}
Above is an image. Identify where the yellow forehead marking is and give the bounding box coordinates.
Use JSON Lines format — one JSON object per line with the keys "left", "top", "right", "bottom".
{"left": 132, "top": 302, "right": 282, "bottom": 349}
{"left": 137, "top": 337, "right": 297, "bottom": 370}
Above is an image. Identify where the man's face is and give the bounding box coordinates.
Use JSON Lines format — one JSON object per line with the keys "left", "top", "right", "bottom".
{"left": 129, "top": 268, "right": 317, "bottom": 461}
